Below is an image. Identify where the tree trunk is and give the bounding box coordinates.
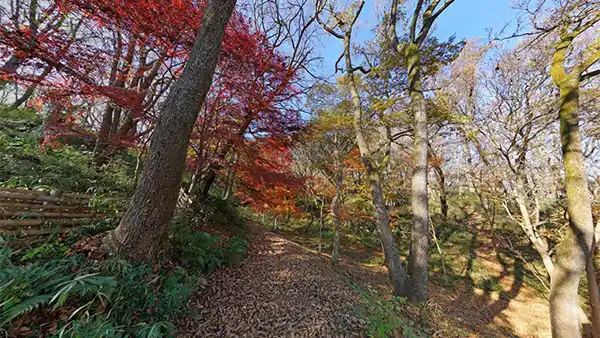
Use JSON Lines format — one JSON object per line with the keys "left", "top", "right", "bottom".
{"left": 589, "top": 218, "right": 600, "bottom": 338}
{"left": 319, "top": 198, "right": 324, "bottom": 253}
{"left": 104, "top": 0, "right": 237, "bottom": 262}
{"left": 344, "top": 32, "right": 407, "bottom": 296}
{"left": 305, "top": 212, "right": 314, "bottom": 234}
{"left": 94, "top": 105, "right": 115, "bottom": 163}
{"left": 110, "top": 108, "right": 122, "bottom": 136}
{"left": 331, "top": 164, "right": 343, "bottom": 266}
{"left": 434, "top": 165, "right": 448, "bottom": 219}
{"left": 549, "top": 74, "right": 595, "bottom": 338}
{"left": 222, "top": 155, "right": 236, "bottom": 200}
{"left": 585, "top": 256, "right": 600, "bottom": 337}
{"left": 406, "top": 43, "right": 430, "bottom": 303}
{"left": 200, "top": 166, "right": 217, "bottom": 199}
{"left": 94, "top": 36, "right": 123, "bottom": 162}
{"left": 134, "top": 148, "right": 144, "bottom": 186}
{"left": 513, "top": 179, "right": 555, "bottom": 275}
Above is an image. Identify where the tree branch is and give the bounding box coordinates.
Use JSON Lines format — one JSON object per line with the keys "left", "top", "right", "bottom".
{"left": 314, "top": 0, "right": 344, "bottom": 39}
{"left": 410, "top": 0, "right": 425, "bottom": 43}
{"left": 581, "top": 68, "right": 600, "bottom": 82}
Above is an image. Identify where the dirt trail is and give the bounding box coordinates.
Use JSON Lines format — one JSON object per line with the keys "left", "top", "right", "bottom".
{"left": 179, "top": 224, "right": 553, "bottom": 337}
{"left": 179, "top": 225, "right": 369, "bottom": 337}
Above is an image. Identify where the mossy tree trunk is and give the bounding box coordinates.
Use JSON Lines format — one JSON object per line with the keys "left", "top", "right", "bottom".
{"left": 549, "top": 25, "right": 600, "bottom": 336}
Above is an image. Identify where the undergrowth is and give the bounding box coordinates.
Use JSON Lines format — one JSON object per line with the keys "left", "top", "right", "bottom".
{"left": 0, "top": 214, "right": 248, "bottom": 337}
{"left": 170, "top": 215, "right": 248, "bottom": 274}
{"left": 353, "top": 285, "right": 428, "bottom": 338}
{"left": 0, "top": 106, "right": 135, "bottom": 196}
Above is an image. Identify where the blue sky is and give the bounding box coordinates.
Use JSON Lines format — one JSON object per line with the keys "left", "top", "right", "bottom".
{"left": 315, "top": 0, "right": 520, "bottom": 79}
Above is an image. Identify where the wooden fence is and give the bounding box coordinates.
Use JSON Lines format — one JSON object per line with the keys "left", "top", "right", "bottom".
{"left": 0, "top": 187, "right": 111, "bottom": 236}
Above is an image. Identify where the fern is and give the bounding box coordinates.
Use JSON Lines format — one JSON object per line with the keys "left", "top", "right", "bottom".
{"left": 0, "top": 295, "right": 52, "bottom": 325}
{"left": 1, "top": 222, "right": 244, "bottom": 336}
{"left": 50, "top": 273, "right": 117, "bottom": 308}
{"left": 0, "top": 238, "right": 11, "bottom": 266}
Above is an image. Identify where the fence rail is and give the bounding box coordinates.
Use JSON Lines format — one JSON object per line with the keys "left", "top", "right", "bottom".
{"left": 0, "top": 187, "right": 111, "bottom": 236}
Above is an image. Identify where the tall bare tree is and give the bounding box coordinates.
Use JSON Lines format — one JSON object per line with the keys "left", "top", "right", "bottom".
{"left": 316, "top": 0, "right": 408, "bottom": 296}
{"left": 549, "top": 6, "right": 600, "bottom": 337}
{"left": 386, "top": 0, "right": 456, "bottom": 303}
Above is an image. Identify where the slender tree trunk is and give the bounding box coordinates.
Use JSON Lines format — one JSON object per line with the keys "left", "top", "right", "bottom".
{"left": 344, "top": 32, "right": 407, "bottom": 296}
{"left": 331, "top": 163, "right": 343, "bottom": 266}
{"left": 305, "top": 212, "right": 314, "bottom": 234}
{"left": 110, "top": 108, "right": 122, "bottom": 136}
{"left": 549, "top": 74, "right": 595, "bottom": 338}
{"left": 434, "top": 165, "right": 448, "bottom": 219}
{"left": 406, "top": 43, "right": 430, "bottom": 303}
{"left": 94, "top": 36, "right": 123, "bottom": 162}
{"left": 319, "top": 198, "right": 324, "bottom": 253}
{"left": 94, "top": 105, "right": 115, "bottom": 163}
{"left": 200, "top": 166, "right": 217, "bottom": 199}
{"left": 222, "top": 155, "right": 236, "bottom": 200}
{"left": 104, "top": 0, "right": 237, "bottom": 262}
{"left": 134, "top": 148, "right": 144, "bottom": 186}
{"left": 199, "top": 116, "right": 252, "bottom": 198}
{"left": 513, "top": 179, "right": 555, "bottom": 275}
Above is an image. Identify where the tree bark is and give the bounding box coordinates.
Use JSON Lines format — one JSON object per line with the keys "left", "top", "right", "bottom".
{"left": 319, "top": 198, "right": 324, "bottom": 253}
{"left": 221, "top": 154, "right": 236, "bottom": 200}
{"left": 585, "top": 255, "right": 600, "bottom": 337}
{"left": 549, "top": 74, "right": 595, "bottom": 338}
{"left": 200, "top": 165, "right": 217, "bottom": 199}
{"left": 406, "top": 43, "right": 430, "bottom": 303}
{"left": 110, "top": 108, "right": 122, "bottom": 136}
{"left": 386, "top": 0, "right": 455, "bottom": 303}
{"left": 94, "top": 35, "right": 123, "bottom": 162}
{"left": 199, "top": 114, "right": 253, "bottom": 198}
{"left": 104, "top": 0, "right": 237, "bottom": 262}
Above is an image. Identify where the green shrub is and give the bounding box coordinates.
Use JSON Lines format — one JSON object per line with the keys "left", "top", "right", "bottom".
{"left": 170, "top": 220, "right": 248, "bottom": 273}
{"left": 354, "top": 285, "right": 426, "bottom": 338}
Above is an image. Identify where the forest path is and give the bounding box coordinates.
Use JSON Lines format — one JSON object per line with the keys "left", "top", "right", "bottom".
{"left": 178, "top": 222, "right": 553, "bottom": 337}
{"left": 178, "top": 223, "right": 371, "bottom": 337}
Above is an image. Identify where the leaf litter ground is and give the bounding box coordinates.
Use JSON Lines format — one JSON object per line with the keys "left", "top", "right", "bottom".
{"left": 178, "top": 223, "right": 552, "bottom": 337}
